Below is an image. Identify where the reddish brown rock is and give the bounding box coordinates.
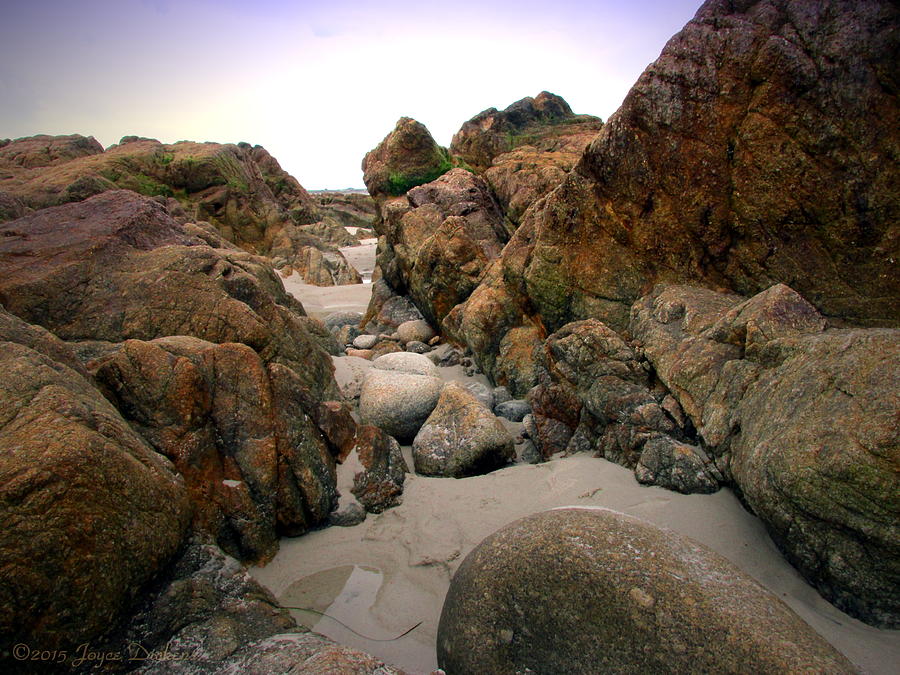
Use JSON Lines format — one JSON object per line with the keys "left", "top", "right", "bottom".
{"left": 450, "top": 92, "right": 603, "bottom": 231}
{"left": 372, "top": 169, "right": 507, "bottom": 327}
{"left": 450, "top": 92, "right": 601, "bottom": 172}
{"left": 0, "top": 336, "right": 190, "bottom": 656}
{"left": 92, "top": 337, "right": 337, "bottom": 562}
{"left": 0, "top": 190, "right": 338, "bottom": 401}
{"left": 0, "top": 133, "right": 103, "bottom": 169}
{"left": 351, "top": 425, "right": 408, "bottom": 513}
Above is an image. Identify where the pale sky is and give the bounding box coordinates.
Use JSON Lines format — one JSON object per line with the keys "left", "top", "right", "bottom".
{"left": 1, "top": 0, "right": 701, "bottom": 189}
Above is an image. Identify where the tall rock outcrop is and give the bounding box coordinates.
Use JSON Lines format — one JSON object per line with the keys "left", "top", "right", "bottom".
{"left": 447, "top": 0, "right": 899, "bottom": 394}
{"left": 362, "top": 93, "right": 600, "bottom": 335}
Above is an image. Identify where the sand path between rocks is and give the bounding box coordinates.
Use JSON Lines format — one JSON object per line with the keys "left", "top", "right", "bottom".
{"left": 256, "top": 244, "right": 900, "bottom": 675}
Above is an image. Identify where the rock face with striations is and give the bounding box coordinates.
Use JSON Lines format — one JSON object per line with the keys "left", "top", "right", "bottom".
{"left": 446, "top": 0, "right": 899, "bottom": 396}
{"left": 437, "top": 508, "right": 856, "bottom": 675}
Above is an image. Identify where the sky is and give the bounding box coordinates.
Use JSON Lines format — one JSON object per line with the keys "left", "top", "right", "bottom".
{"left": 1, "top": 0, "right": 701, "bottom": 189}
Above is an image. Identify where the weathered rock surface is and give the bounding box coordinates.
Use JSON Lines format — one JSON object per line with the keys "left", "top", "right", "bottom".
{"left": 444, "top": 0, "right": 899, "bottom": 397}
{"left": 630, "top": 283, "right": 900, "bottom": 626}
{"left": 92, "top": 337, "right": 338, "bottom": 562}
{"left": 372, "top": 169, "right": 507, "bottom": 327}
{"left": 450, "top": 92, "right": 600, "bottom": 173}
{"left": 362, "top": 117, "right": 452, "bottom": 199}
{"left": 0, "top": 322, "right": 190, "bottom": 658}
{"left": 525, "top": 318, "right": 711, "bottom": 494}
{"left": 396, "top": 319, "right": 436, "bottom": 345}
{"left": 0, "top": 133, "right": 103, "bottom": 169}
{"left": 728, "top": 329, "right": 900, "bottom": 627}
{"left": 437, "top": 508, "right": 856, "bottom": 674}
{"left": 413, "top": 382, "right": 515, "bottom": 478}
{"left": 362, "top": 279, "right": 426, "bottom": 334}
{"left": 372, "top": 351, "right": 439, "bottom": 377}
{"left": 279, "top": 245, "right": 362, "bottom": 286}
{"left": 351, "top": 425, "right": 409, "bottom": 513}
{"left": 0, "top": 135, "right": 320, "bottom": 254}
{"left": 358, "top": 369, "right": 443, "bottom": 442}
{"left": 450, "top": 91, "right": 603, "bottom": 231}
{"left": 0, "top": 190, "right": 339, "bottom": 402}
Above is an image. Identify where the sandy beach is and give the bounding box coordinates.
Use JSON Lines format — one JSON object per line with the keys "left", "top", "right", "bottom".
{"left": 257, "top": 243, "right": 900, "bottom": 675}
{"left": 278, "top": 239, "right": 377, "bottom": 319}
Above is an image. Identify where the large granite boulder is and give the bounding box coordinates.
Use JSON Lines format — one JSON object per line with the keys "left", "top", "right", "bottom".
{"left": 0, "top": 315, "right": 190, "bottom": 659}
{"left": 412, "top": 382, "right": 515, "bottom": 478}
{"left": 630, "top": 283, "right": 900, "bottom": 627}
{"left": 362, "top": 117, "right": 452, "bottom": 200}
{"left": 92, "top": 336, "right": 338, "bottom": 562}
{"left": 437, "top": 508, "right": 856, "bottom": 674}
{"left": 358, "top": 369, "right": 443, "bottom": 442}
{"left": 728, "top": 329, "right": 900, "bottom": 627}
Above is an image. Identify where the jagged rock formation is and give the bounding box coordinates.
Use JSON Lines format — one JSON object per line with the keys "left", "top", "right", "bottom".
{"left": 375, "top": 169, "right": 507, "bottom": 326}
{"left": 451, "top": 91, "right": 603, "bottom": 230}
{"left": 629, "top": 283, "right": 899, "bottom": 627}
{"left": 438, "top": 508, "right": 856, "bottom": 674}
{"left": 447, "top": 0, "right": 898, "bottom": 385}
{"left": 361, "top": 92, "right": 599, "bottom": 339}
{"left": 359, "top": 0, "right": 900, "bottom": 629}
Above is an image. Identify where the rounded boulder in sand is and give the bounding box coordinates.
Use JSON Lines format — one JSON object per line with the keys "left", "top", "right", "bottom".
{"left": 372, "top": 351, "right": 439, "bottom": 377}
{"left": 359, "top": 369, "right": 443, "bottom": 442}
{"left": 437, "top": 508, "right": 856, "bottom": 675}
{"left": 396, "top": 319, "right": 436, "bottom": 345}
{"left": 413, "top": 382, "right": 515, "bottom": 478}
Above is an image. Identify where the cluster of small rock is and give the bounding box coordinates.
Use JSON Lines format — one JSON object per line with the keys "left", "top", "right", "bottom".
{"left": 322, "top": 309, "right": 535, "bottom": 482}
